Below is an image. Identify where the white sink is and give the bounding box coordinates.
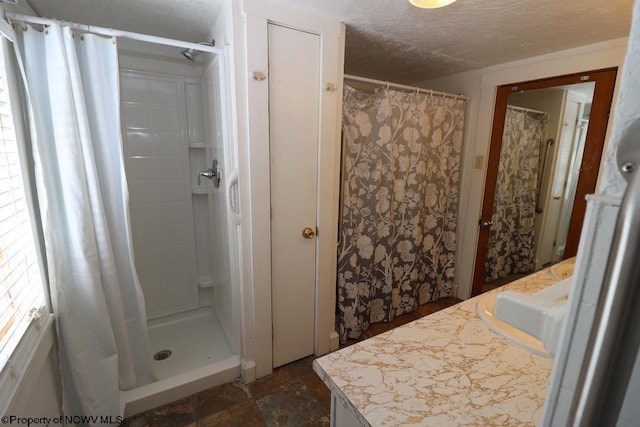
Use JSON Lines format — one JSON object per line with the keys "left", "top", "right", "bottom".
{"left": 476, "top": 277, "right": 573, "bottom": 357}
{"left": 477, "top": 291, "right": 552, "bottom": 357}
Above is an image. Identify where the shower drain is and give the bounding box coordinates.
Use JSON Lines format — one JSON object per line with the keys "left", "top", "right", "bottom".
{"left": 153, "top": 349, "right": 172, "bottom": 361}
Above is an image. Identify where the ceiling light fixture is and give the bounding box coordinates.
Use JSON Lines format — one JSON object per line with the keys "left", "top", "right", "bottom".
{"left": 409, "top": 0, "right": 456, "bottom": 8}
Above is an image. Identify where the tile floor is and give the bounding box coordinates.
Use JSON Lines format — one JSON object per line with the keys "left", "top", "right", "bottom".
{"left": 122, "top": 296, "right": 461, "bottom": 427}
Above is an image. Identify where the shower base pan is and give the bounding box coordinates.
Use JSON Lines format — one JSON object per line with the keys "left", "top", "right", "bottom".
{"left": 121, "top": 307, "right": 240, "bottom": 417}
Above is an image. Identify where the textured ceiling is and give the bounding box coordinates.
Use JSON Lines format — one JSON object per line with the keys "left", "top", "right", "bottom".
{"left": 279, "top": 0, "right": 634, "bottom": 84}
{"left": 26, "top": 0, "right": 634, "bottom": 84}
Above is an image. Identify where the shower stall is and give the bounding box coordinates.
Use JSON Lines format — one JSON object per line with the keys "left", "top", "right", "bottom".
{"left": 116, "top": 39, "right": 242, "bottom": 416}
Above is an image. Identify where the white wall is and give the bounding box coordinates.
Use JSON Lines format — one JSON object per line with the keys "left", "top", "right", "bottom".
{"left": 1, "top": 1, "right": 37, "bottom": 16}
{"left": 207, "top": 1, "right": 232, "bottom": 48}
{"left": 420, "top": 38, "right": 628, "bottom": 299}
{"left": 5, "top": 324, "right": 63, "bottom": 423}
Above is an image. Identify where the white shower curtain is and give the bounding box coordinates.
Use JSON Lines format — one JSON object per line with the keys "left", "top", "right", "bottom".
{"left": 15, "top": 24, "right": 153, "bottom": 421}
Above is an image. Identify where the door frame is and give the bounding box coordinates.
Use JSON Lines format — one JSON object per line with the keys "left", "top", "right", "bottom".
{"left": 241, "top": 1, "right": 345, "bottom": 380}
{"left": 471, "top": 67, "right": 617, "bottom": 297}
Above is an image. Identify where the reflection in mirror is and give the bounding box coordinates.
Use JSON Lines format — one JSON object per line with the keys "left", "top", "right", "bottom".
{"left": 483, "top": 82, "right": 595, "bottom": 290}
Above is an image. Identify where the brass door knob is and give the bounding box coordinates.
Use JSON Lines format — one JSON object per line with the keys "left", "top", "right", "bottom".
{"left": 302, "top": 227, "right": 316, "bottom": 239}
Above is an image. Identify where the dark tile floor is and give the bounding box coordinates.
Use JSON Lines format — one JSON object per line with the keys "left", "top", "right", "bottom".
{"left": 122, "top": 296, "right": 461, "bottom": 427}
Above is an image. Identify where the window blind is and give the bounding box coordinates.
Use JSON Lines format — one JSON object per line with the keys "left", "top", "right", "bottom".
{"left": 0, "top": 41, "right": 46, "bottom": 373}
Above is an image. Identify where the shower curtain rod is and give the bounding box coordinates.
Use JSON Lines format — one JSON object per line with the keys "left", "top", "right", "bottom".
{"left": 344, "top": 74, "right": 469, "bottom": 101}
{"left": 4, "top": 12, "right": 223, "bottom": 55}
{"left": 507, "top": 104, "right": 546, "bottom": 115}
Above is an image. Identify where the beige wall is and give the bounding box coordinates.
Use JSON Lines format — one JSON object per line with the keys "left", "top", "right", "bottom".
{"left": 419, "top": 37, "right": 629, "bottom": 299}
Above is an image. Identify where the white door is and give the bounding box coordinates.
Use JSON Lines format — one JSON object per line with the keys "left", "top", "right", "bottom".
{"left": 536, "top": 94, "right": 582, "bottom": 267}
{"left": 268, "top": 23, "right": 320, "bottom": 368}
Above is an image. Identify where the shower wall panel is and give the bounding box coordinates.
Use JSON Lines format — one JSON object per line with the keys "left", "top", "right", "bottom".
{"left": 118, "top": 43, "right": 240, "bottom": 350}
{"left": 184, "top": 77, "right": 216, "bottom": 287}
{"left": 121, "top": 71, "right": 200, "bottom": 318}
{"left": 203, "top": 57, "right": 236, "bottom": 350}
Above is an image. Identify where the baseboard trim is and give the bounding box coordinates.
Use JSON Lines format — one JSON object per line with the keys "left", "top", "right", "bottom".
{"left": 241, "top": 359, "right": 256, "bottom": 384}
{"left": 329, "top": 331, "right": 339, "bottom": 352}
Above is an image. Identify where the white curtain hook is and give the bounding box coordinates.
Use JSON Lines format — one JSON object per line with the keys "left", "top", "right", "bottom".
{"left": 385, "top": 81, "right": 390, "bottom": 90}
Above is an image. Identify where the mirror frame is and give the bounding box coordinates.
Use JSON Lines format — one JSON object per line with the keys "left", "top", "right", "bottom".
{"left": 472, "top": 67, "right": 618, "bottom": 297}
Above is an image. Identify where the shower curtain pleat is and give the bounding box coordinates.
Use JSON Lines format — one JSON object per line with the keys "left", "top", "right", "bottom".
{"left": 337, "top": 85, "right": 466, "bottom": 343}
{"left": 15, "top": 24, "right": 154, "bottom": 422}
{"left": 484, "top": 108, "right": 546, "bottom": 282}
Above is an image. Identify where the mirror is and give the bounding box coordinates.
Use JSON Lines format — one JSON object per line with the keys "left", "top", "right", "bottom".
{"left": 483, "top": 82, "right": 594, "bottom": 290}
{"left": 472, "top": 68, "right": 618, "bottom": 296}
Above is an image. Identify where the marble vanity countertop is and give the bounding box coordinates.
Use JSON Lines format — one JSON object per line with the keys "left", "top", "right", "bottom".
{"left": 314, "top": 268, "right": 562, "bottom": 426}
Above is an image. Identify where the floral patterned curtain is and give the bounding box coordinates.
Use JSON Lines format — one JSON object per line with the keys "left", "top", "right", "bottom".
{"left": 484, "top": 107, "right": 546, "bottom": 283}
{"left": 337, "top": 85, "right": 466, "bottom": 342}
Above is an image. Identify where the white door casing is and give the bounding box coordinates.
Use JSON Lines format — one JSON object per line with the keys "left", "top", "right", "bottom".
{"left": 268, "top": 23, "right": 320, "bottom": 368}
{"left": 553, "top": 93, "right": 587, "bottom": 261}
{"left": 241, "top": 1, "right": 345, "bottom": 378}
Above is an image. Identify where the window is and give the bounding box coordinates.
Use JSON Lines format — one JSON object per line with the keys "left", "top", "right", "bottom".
{"left": 0, "top": 38, "right": 46, "bottom": 374}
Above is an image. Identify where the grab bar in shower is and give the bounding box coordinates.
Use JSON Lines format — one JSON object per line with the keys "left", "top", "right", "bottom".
{"left": 569, "top": 118, "right": 640, "bottom": 426}
{"left": 226, "top": 169, "right": 241, "bottom": 225}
